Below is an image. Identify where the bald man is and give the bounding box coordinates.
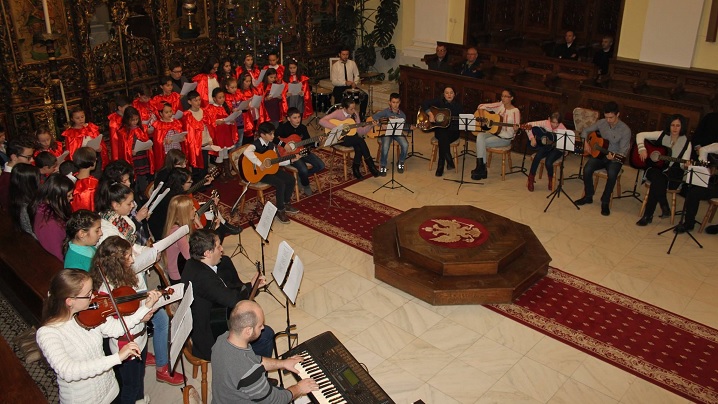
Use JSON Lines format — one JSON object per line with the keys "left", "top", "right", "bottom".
{"left": 211, "top": 301, "right": 318, "bottom": 403}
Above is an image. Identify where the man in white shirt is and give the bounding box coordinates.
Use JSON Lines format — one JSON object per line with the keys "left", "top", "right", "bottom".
{"left": 330, "top": 48, "right": 368, "bottom": 119}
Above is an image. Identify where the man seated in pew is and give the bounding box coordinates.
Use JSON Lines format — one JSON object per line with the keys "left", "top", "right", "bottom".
{"left": 553, "top": 30, "right": 578, "bottom": 60}
{"left": 593, "top": 35, "right": 614, "bottom": 76}
{"left": 458, "top": 47, "right": 484, "bottom": 79}
{"left": 426, "top": 44, "right": 454, "bottom": 74}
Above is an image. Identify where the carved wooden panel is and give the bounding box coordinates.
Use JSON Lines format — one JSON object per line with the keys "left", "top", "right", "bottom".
{"left": 523, "top": 0, "right": 553, "bottom": 34}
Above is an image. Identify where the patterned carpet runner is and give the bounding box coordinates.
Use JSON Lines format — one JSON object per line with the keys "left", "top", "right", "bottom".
{"left": 210, "top": 168, "right": 718, "bottom": 403}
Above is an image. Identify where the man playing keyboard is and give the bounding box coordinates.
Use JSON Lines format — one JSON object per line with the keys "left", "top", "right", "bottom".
{"left": 212, "top": 301, "right": 318, "bottom": 403}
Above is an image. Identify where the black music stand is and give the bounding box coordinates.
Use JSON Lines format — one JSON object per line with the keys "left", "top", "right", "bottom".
{"left": 614, "top": 168, "right": 643, "bottom": 202}
{"left": 445, "top": 115, "right": 482, "bottom": 194}
{"left": 374, "top": 120, "right": 413, "bottom": 193}
{"left": 509, "top": 129, "right": 531, "bottom": 177}
{"left": 545, "top": 130, "right": 581, "bottom": 212}
{"left": 406, "top": 128, "right": 428, "bottom": 161}
{"left": 657, "top": 167, "right": 705, "bottom": 254}
{"left": 323, "top": 127, "right": 350, "bottom": 209}
{"left": 251, "top": 202, "right": 285, "bottom": 307}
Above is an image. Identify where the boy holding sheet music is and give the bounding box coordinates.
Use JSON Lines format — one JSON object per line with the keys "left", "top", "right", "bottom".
{"left": 372, "top": 93, "right": 410, "bottom": 176}
{"left": 63, "top": 108, "right": 110, "bottom": 171}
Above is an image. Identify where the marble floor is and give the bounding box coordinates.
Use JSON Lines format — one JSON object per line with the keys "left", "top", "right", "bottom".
{"left": 145, "top": 133, "right": 718, "bottom": 403}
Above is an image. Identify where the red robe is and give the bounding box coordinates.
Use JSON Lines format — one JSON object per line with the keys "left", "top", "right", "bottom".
{"left": 205, "top": 104, "right": 238, "bottom": 148}
{"left": 150, "top": 119, "right": 184, "bottom": 169}
{"left": 117, "top": 126, "right": 155, "bottom": 174}
{"left": 257, "top": 82, "right": 287, "bottom": 124}
{"left": 286, "top": 74, "right": 314, "bottom": 119}
{"left": 230, "top": 88, "right": 258, "bottom": 141}
{"left": 71, "top": 176, "right": 98, "bottom": 212}
{"left": 262, "top": 65, "right": 285, "bottom": 83}
{"left": 133, "top": 99, "right": 157, "bottom": 125}
{"left": 62, "top": 123, "right": 109, "bottom": 169}
{"left": 235, "top": 66, "right": 261, "bottom": 81}
{"left": 181, "top": 108, "right": 214, "bottom": 169}
{"left": 151, "top": 93, "right": 182, "bottom": 116}
{"left": 107, "top": 113, "right": 123, "bottom": 160}
{"left": 192, "top": 73, "right": 219, "bottom": 108}
{"left": 34, "top": 142, "right": 64, "bottom": 158}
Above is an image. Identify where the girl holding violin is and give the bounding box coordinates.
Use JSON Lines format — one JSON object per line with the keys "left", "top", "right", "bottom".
{"left": 36, "top": 269, "right": 161, "bottom": 404}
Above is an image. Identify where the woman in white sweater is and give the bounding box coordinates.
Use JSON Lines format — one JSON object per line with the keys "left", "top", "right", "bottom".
{"left": 36, "top": 269, "right": 161, "bottom": 404}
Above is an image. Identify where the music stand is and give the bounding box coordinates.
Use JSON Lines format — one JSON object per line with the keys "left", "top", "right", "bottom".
{"left": 251, "top": 202, "right": 284, "bottom": 306}
{"left": 373, "top": 119, "right": 413, "bottom": 193}
{"left": 323, "top": 127, "right": 349, "bottom": 209}
{"left": 406, "top": 128, "right": 428, "bottom": 161}
{"left": 270, "top": 241, "right": 304, "bottom": 386}
{"left": 614, "top": 168, "right": 643, "bottom": 202}
{"left": 657, "top": 167, "right": 706, "bottom": 254}
{"left": 509, "top": 129, "right": 531, "bottom": 177}
{"left": 544, "top": 130, "right": 581, "bottom": 212}
{"left": 445, "top": 115, "right": 482, "bottom": 194}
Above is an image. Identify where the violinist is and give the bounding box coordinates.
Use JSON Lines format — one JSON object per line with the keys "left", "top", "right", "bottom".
{"left": 36, "top": 269, "right": 161, "bottom": 404}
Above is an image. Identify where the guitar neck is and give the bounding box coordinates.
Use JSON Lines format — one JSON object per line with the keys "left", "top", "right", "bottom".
{"left": 292, "top": 136, "right": 323, "bottom": 148}
{"left": 186, "top": 169, "right": 216, "bottom": 194}
{"left": 269, "top": 152, "right": 298, "bottom": 166}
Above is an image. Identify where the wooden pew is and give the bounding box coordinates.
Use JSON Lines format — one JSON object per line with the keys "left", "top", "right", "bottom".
{"left": 0, "top": 335, "right": 48, "bottom": 403}
{"left": 0, "top": 213, "right": 62, "bottom": 325}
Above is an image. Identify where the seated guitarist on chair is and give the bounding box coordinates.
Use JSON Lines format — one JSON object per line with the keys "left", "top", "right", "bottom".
{"left": 421, "top": 86, "right": 463, "bottom": 177}
{"left": 471, "top": 89, "right": 521, "bottom": 180}
{"left": 575, "top": 101, "right": 632, "bottom": 216}
{"left": 525, "top": 112, "right": 567, "bottom": 192}
{"left": 275, "top": 107, "right": 325, "bottom": 196}
{"left": 319, "top": 99, "right": 380, "bottom": 179}
{"left": 636, "top": 114, "right": 691, "bottom": 226}
{"left": 243, "top": 122, "right": 299, "bottom": 224}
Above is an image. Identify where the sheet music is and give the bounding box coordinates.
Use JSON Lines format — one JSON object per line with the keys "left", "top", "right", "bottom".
{"left": 166, "top": 131, "right": 187, "bottom": 144}
{"left": 83, "top": 135, "right": 102, "bottom": 151}
{"left": 180, "top": 82, "right": 197, "bottom": 96}
{"left": 687, "top": 166, "right": 711, "bottom": 187}
{"left": 132, "top": 247, "right": 158, "bottom": 273}
{"left": 323, "top": 128, "right": 343, "bottom": 147}
{"left": 386, "top": 118, "right": 405, "bottom": 137}
{"left": 202, "top": 144, "right": 222, "bottom": 152}
{"left": 172, "top": 110, "right": 184, "bottom": 120}
{"left": 230, "top": 183, "right": 250, "bottom": 214}
{"left": 254, "top": 70, "right": 267, "bottom": 87}
{"left": 272, "top": 241, "right": 294, "bottom": 285}
{"left": 283, "top": 256, "right": 304, "bottom": 304}
{"left": 459, "top": 114, "right": 476, "bottom": 131}
{"left": 56, "top": 150, "right": 70, "bottom": 165}
{"left": 269, "top": 83, "right": 286, "bottom": 98}
{"left": 554, "top": 129, "right": 576, "bottom": 152}
{"left": 249, "top": 95, "right": 263, "bottom": 109}
{"left": 288, "top": 82, "right": 303, "bottom": 96}
{"left": 133, "top": 139, "right": 153, "bottom": 154}
{"left": 236, "top": 99, "right": 251, "bottom": 111}
{"left": 151, "top": 283, "right": 185, "bottom": 311}
{"left": 169, "top": 282, "right": 194, "bottom": 368}
{"left": 153, "top": 225, "right": 189, "bottom": 252}
{"left": 256, "top": 201, "right": 277, "bottom": 240}
{"left": 141, "top": 181, "right": 164, "bottom": 212}
{"left": 225, "top": 110, "right": 242, "bottom": 123}
{"left": 148, "top": 188, "right": 171, "bottom": 214}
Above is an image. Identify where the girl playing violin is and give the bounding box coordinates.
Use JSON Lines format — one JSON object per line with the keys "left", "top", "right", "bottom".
{"left": 36, "top": 269, "right": 161, "bottom": 404}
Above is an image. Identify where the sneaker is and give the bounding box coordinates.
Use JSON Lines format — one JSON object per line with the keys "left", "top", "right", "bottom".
{"left": 397, "top": 164, "right": 405, "bottom": 174}
{"left": 145, "top": 352, "right": 156, "bottom": 367}
{"left": 276, "top": 210, "right": 290, "bottom": 224}
{"left": 379, "top": 167, "right": 387, "bottom": 177}
{"left": 575, "top": 196, "right": 593, "bottom": 206}
{"left": 601, "top": 203, "right": 610, "bottom": 216}
{"left": 284, "top": 203, "right": 299, "bottom": 214}
{"left": 156, "top": 365, "right": 185, "bottom": 386}
{"left": 302, "top": 185, "right": 313, "bottom": 196}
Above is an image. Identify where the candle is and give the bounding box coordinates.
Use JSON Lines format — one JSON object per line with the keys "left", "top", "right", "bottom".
{"left": 280, "top": 41, "right": 283, "bottom": 64}
{"left": 41, "top": 0, "right": 52, "bottom": 34}
{"left": 59, "top": 80, "right": 69, "bottom": 122}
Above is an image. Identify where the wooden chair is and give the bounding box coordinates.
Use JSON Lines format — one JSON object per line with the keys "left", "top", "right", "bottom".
{"left": 183, "top": 339, "right": 210, "bottom": 404}
{"left": 591, "top": 168, "right": 623, "bottom": 208}
{"left": 572, "top": 107, "right": 600, "bottom": 172}
{"left": 282, "top": 163, "right": 324, "bottom": 201}
{"left": 229, "top": 146, "right": 271, "bottom": 213}
{"left": 330, "top": 145, "right": 368, "bottom": 180}
{"left": 428, "top": 137, "right": 460, "bottom": 172}
{"left": 638, "top": 182, "right": 680, "bottom": 224}
{"left": 486, "top": 146, "right": 513, "bottom": 181}
{"left": 528, "top": 155, "right": 561, "bottom": 189}
{"left": 699, "top": 198, "right": 718, "bottom": 233}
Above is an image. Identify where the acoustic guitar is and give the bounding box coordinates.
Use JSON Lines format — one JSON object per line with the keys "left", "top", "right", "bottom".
{"left": 188, "top": 166, "right": 219, "bottom": 227}
{"left": 472, "top": 109, "right": 530, "bottom": 136}
{"left": 239, "top": 148, "right": 308, "bottom": 183}
{"left": 324, "top": 118, "right": 380, "bottom": 138}
{"left": 416, "top": 106, "right": 455, "bottom": 130}
{"left": 278, "top": 134, "right": 324, "bottom": 156}
{"left": 581, "top": 131, "right": 626, "bottom": 164}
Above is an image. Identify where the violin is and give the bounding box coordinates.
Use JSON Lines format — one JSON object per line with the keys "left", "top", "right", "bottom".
{"left": 75, "top": 286, "right": 174, "bottom": 329}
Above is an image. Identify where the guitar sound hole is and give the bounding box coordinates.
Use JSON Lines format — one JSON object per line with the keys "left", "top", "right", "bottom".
{"left": 437, "top": 115, "right": 445, "bottom": 123}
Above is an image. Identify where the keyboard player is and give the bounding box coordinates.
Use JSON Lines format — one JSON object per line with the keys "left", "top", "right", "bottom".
{"left": 211, "top": 301, "right": 319, "bottom": 403}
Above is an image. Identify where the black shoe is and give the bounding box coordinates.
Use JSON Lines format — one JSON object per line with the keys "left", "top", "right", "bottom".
{"left": 435, "top": 164, "right": 444, "bottom": 177}
{"left": 706, "top": 224, "right": 718, "bottom": 234}
{"left": 674, "top": 222, "right": 695, "bottom": 233}
{"left": 601, "top": 203, "right": 610, "bottom": 216}
{"left": 366, "top": 160, "right": 380, "bottom": 177}
{"left": 351, "top": 164, "right": 362, "bottom": 179}
{"left": 636, "top": 216, "right": 652, "bottom": 226}
{"left": 222, "top": 222, "right": 242, "bottom": 235}
{"left": 284, "top": 203, "right": 299, "bottom": 214}
{"left": 397, "top": 164, "right": 405, "bottom": 174}
{"left": 445, "top": 154, "right": 455, "bottom": 170}
{"left": 659, "top": 202, "right": 671, "bottom": 218}
{"left": 575, "top": 196, "right": 593, "bottom": 206}
{"left": 470, "top": 166, "right": 487, "bottom": 180}
{"left": 275, "top": 210, "right": 290, "bottom": 224}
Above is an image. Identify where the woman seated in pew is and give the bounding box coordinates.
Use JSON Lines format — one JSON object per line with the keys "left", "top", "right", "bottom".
{"left": 636, "top": 114, "right": 691, "bottom": 226}
{"left": 525, "top": 112, "right": 567, "bottom": 192}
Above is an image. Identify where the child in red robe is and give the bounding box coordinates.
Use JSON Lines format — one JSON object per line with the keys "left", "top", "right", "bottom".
{"left": 149, "top": 103, "right": 184, "bottom": 169}
{"left": 192, "top": 57, "right": 220, "bottom": 108}
{"left": 283, "top": 60, "right": 314, "bottom": 120}
{"left": 117, "top": 106, "right": 155, "bottom": 192}
{"left": 235, "top": 54, "right": 261, "bottom": 82}
{"left": 258, "top": 68, "right": 287, "bottom": 127}
{"left": 205, "top": 88, "right": 238, "bottom": 148}
{"left": 63, "top": 108, "right": 109, "bottom": 171}
{"left": 132, "top": 85, "right": 157, "bottom": 126}
{"left": 234, "top": 73, "right": 259, "bottom": 145}
{"left": 70, "top": 147, "right": 98, "bottom": 212}
{"left": 181, "top": 90, "right": 215, "bottom": 176}
{"left": 108, "top": 95, "right": 130, "bottom": 160}
{"left": 34, "top": 126, "right": 64, "bottom": 158}
{"left": 262, "top": 52, "right": 285, "bottom": 83}
{"left": 151, "top": 76, "right": 182, "bottom": 116}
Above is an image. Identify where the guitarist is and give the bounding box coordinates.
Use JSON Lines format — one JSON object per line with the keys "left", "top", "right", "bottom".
{"left": 471, "top": 89, "right": 521, "bottom": 180}
{"left": 421, "top": 86, "right": 463, "bottom": 177}
{"left": 636, "top": 114, "right": 691, "bottom": 226}
{"left": 373, "top": 93, "right": 410, "bottom": 176}
{"left": 575, "top": 101, "right": 631, "bottom": 216}
{"left": 243, "top": 122, "right": 299, "bottom": 224}
{"left": 275, "top": 107, "right": 325, "bottom": 196}
{"left": 525, "top": 112, "right": 567, "bottom": 192}
{"left": 319, "top": 99, "right": 380, "bottom": 179}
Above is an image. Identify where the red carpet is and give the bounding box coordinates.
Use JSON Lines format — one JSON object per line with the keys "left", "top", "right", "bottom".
{"left": 207, "top": 168, "right": 718, "bottom": 403}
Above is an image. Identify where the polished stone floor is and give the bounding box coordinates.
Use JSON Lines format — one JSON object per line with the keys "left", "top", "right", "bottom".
{"left": 146, "top": 132, "right": 717, "bottom": 403}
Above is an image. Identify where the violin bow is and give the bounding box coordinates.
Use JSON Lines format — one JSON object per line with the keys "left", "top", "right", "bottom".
{"left": 94, "top": 265, "right": 138, "bottom": 358}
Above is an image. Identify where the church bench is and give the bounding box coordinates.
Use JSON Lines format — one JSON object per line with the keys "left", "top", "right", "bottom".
{"left": 0, "top": 335, "right": 48, "bottom": 403}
